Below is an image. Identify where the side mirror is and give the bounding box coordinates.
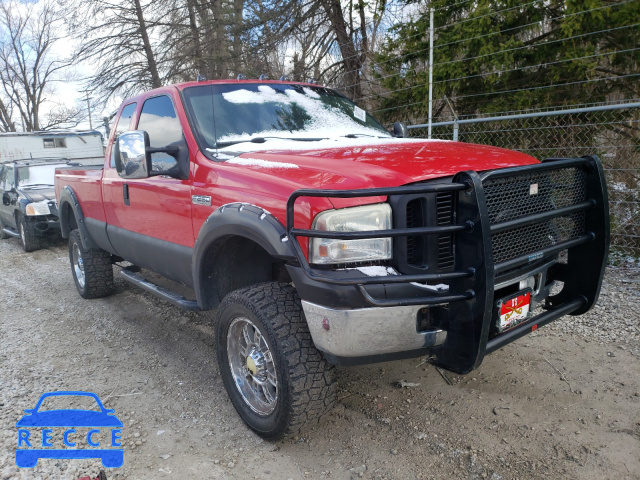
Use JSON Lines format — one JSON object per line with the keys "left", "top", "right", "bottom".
{"left": 393, "top": 122, "right": 408, "bottom": 138}
{"left": 115, "top": 130, "right": 186, "bottom": 180}
{"left": 116, "top": 131, "right": 152, "bottom": 179}
{"left": 2, "top": 192, "right": 10, "bottom": 205}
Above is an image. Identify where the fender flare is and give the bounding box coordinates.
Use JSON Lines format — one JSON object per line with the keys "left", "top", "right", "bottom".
{"left": 57, "top": 186, "right": 99, "bottom": 250}
{"left": 192, "top": 203, "right": 297, "bottom": 309}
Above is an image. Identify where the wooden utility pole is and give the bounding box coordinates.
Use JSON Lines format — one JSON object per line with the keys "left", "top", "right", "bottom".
{"left": 79, "top": 90, "right": 93, "bottom": 130}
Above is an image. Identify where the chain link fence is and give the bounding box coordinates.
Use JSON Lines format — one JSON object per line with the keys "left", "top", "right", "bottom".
{"left": 409, "top": 103, "right": 640, "bottom": 264}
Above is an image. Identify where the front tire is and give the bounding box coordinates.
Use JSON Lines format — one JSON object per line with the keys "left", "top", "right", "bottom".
{"left": 215, "top": 282, "right": 336, "bottom": 439}
{"left": 69, "top": 229, "right": 114, "bottom": 299}
{"left": 18, "top": 215, "right": 41, "bottom": 252}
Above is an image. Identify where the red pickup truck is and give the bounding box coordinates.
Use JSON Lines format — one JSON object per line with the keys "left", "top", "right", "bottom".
{"left": 55, "top": 79, "right": 609, "bottom": 439}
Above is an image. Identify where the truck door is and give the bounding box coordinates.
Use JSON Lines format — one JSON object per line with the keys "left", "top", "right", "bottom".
{"left": 0, "top": 166, "right": 17, "bottom": 228}
{"left": 103, "top": 94, "right": 194, "bottom": 284}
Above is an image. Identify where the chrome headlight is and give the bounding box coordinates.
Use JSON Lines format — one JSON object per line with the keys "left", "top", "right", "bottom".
{"left": 309, "top": 204, "right": 392, "bottom": 265}
{"left": 25, "top": 201, "right": 51, "bottom": 216}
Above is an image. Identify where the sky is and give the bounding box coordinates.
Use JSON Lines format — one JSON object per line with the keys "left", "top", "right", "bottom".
{"left": 2, "top": 0, "right": 113, "bottom": 133}
{"left": 50, "top": 34, "right": 121, "bottom": 133}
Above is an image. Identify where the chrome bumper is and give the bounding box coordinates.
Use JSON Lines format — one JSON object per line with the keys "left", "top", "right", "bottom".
{"left": 301, "top": 301, "right": 447, "bottom": 358}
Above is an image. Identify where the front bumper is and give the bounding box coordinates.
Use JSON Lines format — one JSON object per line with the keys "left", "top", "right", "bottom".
{"left": 27, "top": 216, "right": 60, "bottom": 235}
{"left": 301, "top": 300, "right": 447, "bottom": 362}
{"left": 288, "top": 156, "right": 610, "bottom": 373}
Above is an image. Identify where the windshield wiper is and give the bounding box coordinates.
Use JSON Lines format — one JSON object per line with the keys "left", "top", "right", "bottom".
{"left": 214, "top": 136, "right": 327, "bottom": 149}
{"left": 342, "top": 133, "right": 388, "bottom": 139}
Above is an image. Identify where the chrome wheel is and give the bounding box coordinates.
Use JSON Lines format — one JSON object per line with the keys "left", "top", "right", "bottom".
{"left": 227, "top": 317, "right": 278, "bottom": 415}
{"left": 19, "top": 222, "right": 26, "bottom": 244}
{"left": 72, "top": 243, "right": 86, "bottom": 288}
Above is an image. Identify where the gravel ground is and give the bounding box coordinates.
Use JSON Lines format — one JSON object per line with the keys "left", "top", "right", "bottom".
{"left": 0, "top": 236, "right": 639, "bottom": 480}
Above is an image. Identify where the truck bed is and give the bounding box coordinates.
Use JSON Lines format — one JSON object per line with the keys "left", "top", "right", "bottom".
{"left": 54, "top": 166, "right": 106, "bottom": 224}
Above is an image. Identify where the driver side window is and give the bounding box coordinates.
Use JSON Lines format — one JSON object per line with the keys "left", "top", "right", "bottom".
{"left": 137, "top": 95, "right": 185, "bottom": 173}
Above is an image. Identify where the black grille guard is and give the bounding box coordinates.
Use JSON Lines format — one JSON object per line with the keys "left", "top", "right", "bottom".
{"left": 286, "top": 156, "right": 609, "bottom": 373}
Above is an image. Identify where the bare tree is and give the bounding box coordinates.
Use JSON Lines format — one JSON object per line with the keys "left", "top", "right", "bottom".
{"left": 258, "top": 0, "right": 387, "bottom": 102}
{"left": 316, "top": 0, "right": 387, "bottom": 102}
{"left": 66, "top": 0, "right": 388, "bottom": 108}
{"left": 159, "top": 0, "right": 233, "bottom": 81}
{"left": 0, "top": 95, "right": 15, "bottom": 132}
{"left": 0, "top": 0, "right": 79, "bottom": 131}
{"left": 68, "top": 0, "right": 164, "bottom": 102}
{"left": 158, "top": 0, "right": 297, "bottom": 81}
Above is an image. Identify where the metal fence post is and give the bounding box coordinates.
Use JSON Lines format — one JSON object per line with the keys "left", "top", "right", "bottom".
{"left": 427, "top": 8, "right": 434, "bottom": 139}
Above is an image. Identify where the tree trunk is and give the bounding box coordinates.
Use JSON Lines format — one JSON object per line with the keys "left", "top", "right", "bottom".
{"left": 233, "top": 0, "right": 244, "bottom": 76}
{"left": 186, "top": 0, "right": 205, "bottom": 76}
{"left": 209, "top": 0, "right": 228, "bottom": 79}
{"left": 133, "top": 0, "right": 161, "bottom": 88}
{"left": 319, "top": 0, "right": 363, "bottom": 101}
{"left": 0, "top": 99, "right": 15, "bottom": 131}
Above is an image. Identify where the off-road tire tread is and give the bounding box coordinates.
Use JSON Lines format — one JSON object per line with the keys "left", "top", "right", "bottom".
{"left": 216, "top": 282, "right": 336, "bottom": 439}
{"left": 69, "top": 229, "right": 114, "bottom": 299}
{"left": 19, "top": 215, "right": 41, "bottom": 252}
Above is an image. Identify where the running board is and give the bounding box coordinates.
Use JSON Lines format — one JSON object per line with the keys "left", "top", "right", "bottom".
{"left": 120, "top": 268, "right": 201, "bottom": 311}
{"left": 2, "top": 228, "right": 20, "bottom": 238}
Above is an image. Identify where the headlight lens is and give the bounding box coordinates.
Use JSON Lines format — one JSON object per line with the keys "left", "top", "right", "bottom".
{"left": 25, "top": 202, "right": 51, "bottom": 216}
{"left": 309, "top": 203, "right": 392, "bottom": 265}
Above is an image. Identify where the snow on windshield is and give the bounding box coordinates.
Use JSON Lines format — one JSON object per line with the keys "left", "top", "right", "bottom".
{"left": 17, "top": 164, "right": 66, "bottom": 186}
{"left": 218, "top": 85, "right": 390, "bottom": 144}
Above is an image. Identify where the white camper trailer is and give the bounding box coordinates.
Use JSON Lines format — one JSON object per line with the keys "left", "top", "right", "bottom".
{"left": 0, "top": 131, "right": 105, "bottom": 165}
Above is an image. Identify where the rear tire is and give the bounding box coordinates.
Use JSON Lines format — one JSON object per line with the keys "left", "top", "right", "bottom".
{"left": 69, "top": 229, "right": 114, "bottom": 299}
{"left": 18, "top": 215, "right": 41, "bottom": 252}
{"left": 215, "top": 282, "right": 336, "bottom": 439}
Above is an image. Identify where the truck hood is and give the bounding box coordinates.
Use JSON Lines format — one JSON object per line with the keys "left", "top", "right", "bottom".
{"left": 19, "top": 186, "right": 56, "bottom": 203}
{"left": 221, "top": 138, "right": 539, "bottom": 191}
{"left": 213, "top": 138, "right": 540, "bottom": 211}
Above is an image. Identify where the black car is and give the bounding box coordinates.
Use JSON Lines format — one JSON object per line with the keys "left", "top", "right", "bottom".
{"left": 0, "top": 159, "right": 68, "bottom": 251}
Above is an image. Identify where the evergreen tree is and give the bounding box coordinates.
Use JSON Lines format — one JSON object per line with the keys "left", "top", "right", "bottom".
{"left": 374, "top": 0, "right": 640, "bottom": 124}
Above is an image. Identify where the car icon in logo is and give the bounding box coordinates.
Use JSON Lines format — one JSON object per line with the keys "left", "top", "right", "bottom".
{"left": 16, "top": 391, "right": 123, "bottom": 468}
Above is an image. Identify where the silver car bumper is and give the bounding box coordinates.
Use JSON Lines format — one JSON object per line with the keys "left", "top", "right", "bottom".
{"left": 301, "top": 301, "right": 447, "bottom": 358}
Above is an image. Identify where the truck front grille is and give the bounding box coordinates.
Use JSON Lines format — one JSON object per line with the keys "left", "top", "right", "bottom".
{"left": 404, "top": 192, "right": 455, "bottom": 271}
{"left": 406, "top": 198, "right": 426, "bottom": 267}
{"left": 397, "top": 163, "right": 589, "bottom": 275}
{"left": 435, "top": 192, "right": 455, "bottom": 270}
{"left": 483, "top": 167, "right": 588, "bottom": 265}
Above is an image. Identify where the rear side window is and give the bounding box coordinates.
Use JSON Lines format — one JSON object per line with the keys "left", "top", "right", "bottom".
{"left": 137, "top": 95, "right": 185, "bottom": 172}
{"left": 110, "top": 103, "right": 137, "bottom": 167}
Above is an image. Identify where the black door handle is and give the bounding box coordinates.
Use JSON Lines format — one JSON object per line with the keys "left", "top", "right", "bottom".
{"left": 123, "top": 184, "right": 130, "bottom": 206}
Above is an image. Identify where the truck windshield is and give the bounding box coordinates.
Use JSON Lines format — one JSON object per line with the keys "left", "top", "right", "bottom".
{"left": 182, "top": 83, "right": 391, "bottom": 150}
{"left": 17, "top": 164, "right": 66, "bottom": 187}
